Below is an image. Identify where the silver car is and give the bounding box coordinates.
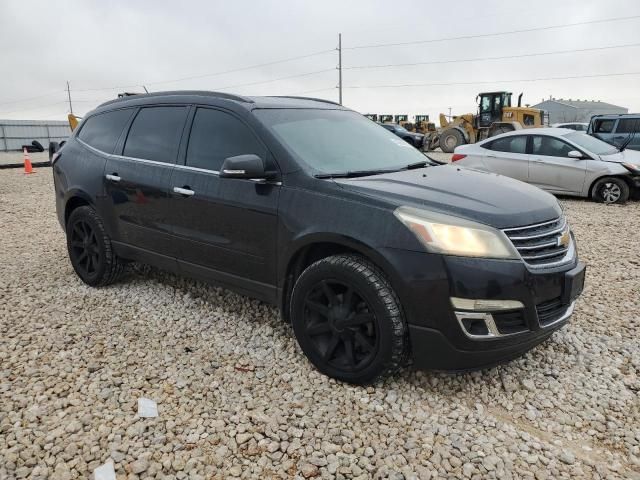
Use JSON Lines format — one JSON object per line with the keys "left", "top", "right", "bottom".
{"left": 453, "top": 128, "right": 640, "bottom": 204}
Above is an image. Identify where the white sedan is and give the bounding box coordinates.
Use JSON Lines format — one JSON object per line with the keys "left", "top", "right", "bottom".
{"left": 452, "top": 128, "right": 640, "bottom": 204}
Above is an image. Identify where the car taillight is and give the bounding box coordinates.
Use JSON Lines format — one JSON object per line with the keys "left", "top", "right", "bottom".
{"left": 451, "top": 154, "right": 466, "bottom": 162}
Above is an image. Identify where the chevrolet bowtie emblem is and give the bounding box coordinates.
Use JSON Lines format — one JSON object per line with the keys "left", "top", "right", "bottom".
{"left": 557, "top": 229, "right": 571, "bottom": 248}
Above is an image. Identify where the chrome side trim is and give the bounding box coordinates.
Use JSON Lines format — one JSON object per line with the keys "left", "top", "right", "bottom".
{"left": 173, "top": 164, "right": 220, "bottom": 175}
{"left": 78, "top": 139, "right": 174, "bottom": 168}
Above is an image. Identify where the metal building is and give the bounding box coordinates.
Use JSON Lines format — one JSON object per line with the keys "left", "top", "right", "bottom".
{"left": 0, "top": 119, "right": 70, "bottom": 152}
{"left": 531, "top": 98, "right": 628, "bottom": 124}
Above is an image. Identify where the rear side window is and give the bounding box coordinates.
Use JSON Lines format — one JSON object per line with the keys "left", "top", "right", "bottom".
{"left": 531, "top": 136, "right": 573, "bottom": 157}
{"left": 78, "top": 109, "right": 133, "bottom": 153}
{"left": 186, "top": 108, "right": 265, "bottom": 171}
{"left": 593, "top": 119, "right": 616, "bottom": 133}
{"left": 123, "top": 106, "right": 188, "bottom": 163}
{"left": 487, "top": 136, "right": 527, "bottom": 154}
{"left": 617, "top": 118, "right": 640, "bottom": 134}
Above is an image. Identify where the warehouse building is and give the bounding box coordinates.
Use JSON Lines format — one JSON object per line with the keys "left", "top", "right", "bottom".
{"left": 0, "top": 119, "right": 70, "bottom": 152}
{"left": 532, "top": 98, "right": 628, "bottom": 124}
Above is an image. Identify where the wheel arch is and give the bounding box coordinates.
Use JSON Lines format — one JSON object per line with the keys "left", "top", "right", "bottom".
{"left": 279, "top": 234, "right": 399, "bottom": 323}
{"left": 588, "top": 174, "right": 633, "bottom": 198}
{"left": 63, "top": 190, "right": 95, "bottom": 227}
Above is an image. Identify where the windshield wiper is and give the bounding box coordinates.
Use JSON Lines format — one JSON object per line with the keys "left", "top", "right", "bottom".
{"left": 314, "top": 168, "right": 398, "bottom": 179}
{"left": 405, "top": 160, "right": 429, "bottom": 169}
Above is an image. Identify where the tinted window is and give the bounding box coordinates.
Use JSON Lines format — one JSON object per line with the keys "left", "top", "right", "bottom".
{"left": 487, "top": 136, "right": 527, "bottom": 154}
{"left": 186, "top": 108, "right": 265, "bottom": 171}
{"left": 78, "top": 109, "right": 133, "bottom": 153}
{"left": 617, "top": 118, "right": 640, "bottom": 134}
{"left": 531, "top": 136, "right": 573, "bottom": 157}
{"left": 123, "top": 107, "right": 188, "bottom": 163}
{"left": 594, "top": 119, "right": 616, "bottom": 133}
{"left": 575, "top": 124, "right": 587, "bottom": 131}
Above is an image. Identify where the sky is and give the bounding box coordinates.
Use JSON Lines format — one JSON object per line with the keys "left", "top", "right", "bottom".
{"left": 1, "top": 0, "right": 640, "bottom": 122}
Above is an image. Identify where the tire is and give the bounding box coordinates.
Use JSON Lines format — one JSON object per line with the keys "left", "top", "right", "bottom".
{"left": 591, "top": 177, "right": 630, "bottom": 204}
{"left": 439, "top": 129, "right": 465, "bottom": 153}
{"left": 66, "top": 206, "right": 124, "bottom": 286}
{"left": 290, "top": 254, "right": 409, "bottom": 385}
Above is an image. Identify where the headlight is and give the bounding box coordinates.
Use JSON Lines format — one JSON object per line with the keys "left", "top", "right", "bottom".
{"left": 394, "top": 206, "right": 519, "bottom": 259}
{"left": 622, "top": 162, "right": 640, "bottom": 174}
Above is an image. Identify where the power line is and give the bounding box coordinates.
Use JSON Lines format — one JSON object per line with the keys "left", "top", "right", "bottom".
{"left": 345, "top": 42, "right": 640, "bottom": 70}
{"left": 211, "top": 68, "right": 335, "bottom": 91}
{"left": 344, "top": 71, "right": 640, "bottom": 89}
{"left": 344, "top": 15, "right": 640, "bottom": 50}
{"left": 0, "top": 100, "right": 68, "bottom": 116}
{"left": 0, "top": 90, "right": 63, "bottom": 107}
{"left": 290, "top": 86, "right": 336, "bottom": 95}
{"left": 73, "top": 48, "right": 335, "bottom": 92}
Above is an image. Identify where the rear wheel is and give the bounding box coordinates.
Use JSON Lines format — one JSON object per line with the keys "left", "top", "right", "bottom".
{"left": 290, "top": 254, "right": 409, "bottom": 385}
{"left": 439, "top": 129, "right": 465, "bottom": 153}
{"left": 66, "top": 206, "right": 124, "bottom": 286}
{"left": 592, "top": 177, "right": 629, "bottom": 204}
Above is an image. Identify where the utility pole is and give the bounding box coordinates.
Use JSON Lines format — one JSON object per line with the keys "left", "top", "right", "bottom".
{"left": 66, "top": 81, "right": 73, "bottom": 114}
{"left": 337, "top": 33, "right": 343, "bottom": 105}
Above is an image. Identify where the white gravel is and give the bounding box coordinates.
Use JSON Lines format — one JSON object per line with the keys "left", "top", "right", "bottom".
{"left": 0, "top": 168, "right": 639, "bottom": 479}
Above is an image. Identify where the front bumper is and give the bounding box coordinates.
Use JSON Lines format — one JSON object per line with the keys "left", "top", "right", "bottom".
{"left": 379, "top": 248, "right": 585, "bottom": 370}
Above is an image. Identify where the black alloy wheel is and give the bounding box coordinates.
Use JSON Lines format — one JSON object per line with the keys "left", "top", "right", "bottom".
{"left": 302, "top": 279, "right": 379, "bottom": 372}
{"left": 290, "top": 254, "right": 409, "bottom": 384}
{"left": 69, "top": 219, "right": 100, "bottom": 277}
{"left": 66, "top": 206, "right": 124, "bottom": 286}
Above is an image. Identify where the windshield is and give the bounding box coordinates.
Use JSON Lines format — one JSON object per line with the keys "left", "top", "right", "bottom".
{"left": 564, "top": 132, "right": 618, "bottom": 155}
{"left": 255, "top": 109, "right": 429, "bottom": 174}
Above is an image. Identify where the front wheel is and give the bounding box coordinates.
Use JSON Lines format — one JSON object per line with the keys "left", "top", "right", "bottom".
{"left": 290, "top": 254, "right": 409, "bottom": 384}
{"left": 591, "top": 177, "right": 629, "bottom": 204}
{"left": 439, "top": 129, "right": 465, "bottom": 153}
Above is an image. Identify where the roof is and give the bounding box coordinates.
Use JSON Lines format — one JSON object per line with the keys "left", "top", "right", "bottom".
{"left": 97, "top": 91, "right": 344, "bottom": 111}
{"left": 533, "top": 98, "right": 626, "bottom": 110}
{"left": 481, "top": 127, "right": 573, "bottom": 141}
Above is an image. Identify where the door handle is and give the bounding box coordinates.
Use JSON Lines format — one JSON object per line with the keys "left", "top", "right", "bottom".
{"left": 105, "top": 173, "right": 121, "bottom": 182}
{"left": 173, "top": 186, "right": 195, "bottom": 197}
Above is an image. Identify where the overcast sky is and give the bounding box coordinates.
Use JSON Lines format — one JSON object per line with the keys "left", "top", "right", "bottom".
{"left": 1, "top": 0, "right": 639, "bottom": 122}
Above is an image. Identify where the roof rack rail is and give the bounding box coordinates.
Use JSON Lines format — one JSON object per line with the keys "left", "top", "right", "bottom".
{"left": 272, "top": 95, "right": 342, "bottom": 106}
{"left": 98, "top": 90, "right": 254, "bottom": 108}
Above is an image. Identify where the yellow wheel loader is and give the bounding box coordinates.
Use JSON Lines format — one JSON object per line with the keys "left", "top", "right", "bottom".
{"left": 431, "top": 92, "right": 545, "bottom": 153}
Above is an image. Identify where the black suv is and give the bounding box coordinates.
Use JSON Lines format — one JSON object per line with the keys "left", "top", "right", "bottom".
{"left": 378, "top": 122, "right": 425, "bottom": 149}
{"left": 53, "top": 91, "right": 585, "bottom": 384}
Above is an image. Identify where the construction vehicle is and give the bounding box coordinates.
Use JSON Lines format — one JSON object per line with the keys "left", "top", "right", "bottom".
{"left": 379, "top": 114, "right": 394, "bottom": 123}
{"left": 431, "top": 91, "right": 545, "bottom": 153}
{"left": 364, "top": 113, "right": 379, "bottom": 122}
{"left": 414, "top": 115, "right": 431, "bottom": 134}
{"left": 68, "top": 113, "right": 81, "bottom": 131}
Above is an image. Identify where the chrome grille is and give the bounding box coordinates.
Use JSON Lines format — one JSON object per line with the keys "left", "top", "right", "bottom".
{"left": 503, "top": 217, "right": 572, "bottom": 267}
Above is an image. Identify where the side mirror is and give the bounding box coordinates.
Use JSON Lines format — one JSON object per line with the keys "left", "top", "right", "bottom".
{"left": 219, "top": 154, "right": 272, "bottom": 179}
{"left": 567, "top": 150, "right": 584, "bottom": 159}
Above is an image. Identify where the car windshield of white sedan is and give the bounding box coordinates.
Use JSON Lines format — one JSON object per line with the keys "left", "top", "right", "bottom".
{"left": 565, "top": 132, "right": 618, "bottom": 155}
{"left": 256, "top": 109, "right": 429, "bottom": 174}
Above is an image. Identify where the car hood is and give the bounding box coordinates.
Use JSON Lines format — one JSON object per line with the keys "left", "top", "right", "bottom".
{"left": 334, "top": 165, "right": 562, "bottom": 229}
{"left": 600, "top": 149, "right": 640, "bottom": 166}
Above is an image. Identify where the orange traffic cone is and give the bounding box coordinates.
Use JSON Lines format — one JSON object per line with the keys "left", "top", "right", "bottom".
{"left": 23, "top": 147, "right": 35, "bottom": 174}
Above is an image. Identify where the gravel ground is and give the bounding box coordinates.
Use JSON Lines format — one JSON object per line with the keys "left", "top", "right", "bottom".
{"left": 1, "top": 168, "right": 639, "bottom": 480}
